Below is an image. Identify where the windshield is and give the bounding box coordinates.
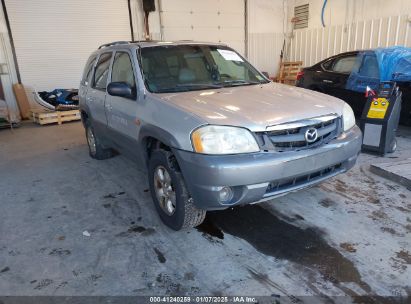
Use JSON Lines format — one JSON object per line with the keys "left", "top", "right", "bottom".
{"left": 138, "top": 45, "right": 268, "bottom": 93}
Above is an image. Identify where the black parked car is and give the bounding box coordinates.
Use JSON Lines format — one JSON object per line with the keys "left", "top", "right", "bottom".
{"left": 296, "top": 49, "right": 411, "bottom": 125}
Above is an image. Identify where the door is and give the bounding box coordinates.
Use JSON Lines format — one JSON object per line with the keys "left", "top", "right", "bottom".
{"left": 105, "top": 50, "right": 140, "bottom": 160}
{"left": 86, "top": 52, "right": 112, "bottom": 131}
{"left": 317, "top": 54, "right": 357, "bottom": 99}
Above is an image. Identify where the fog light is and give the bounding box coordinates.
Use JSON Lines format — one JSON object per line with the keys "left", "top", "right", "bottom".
{"left": 219, "top": 186, "right": 233, "bottom": 203}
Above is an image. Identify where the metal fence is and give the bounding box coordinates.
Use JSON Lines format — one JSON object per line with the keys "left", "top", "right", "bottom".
{"left": 287, "top": 14, "right": 411, "bottom": 67}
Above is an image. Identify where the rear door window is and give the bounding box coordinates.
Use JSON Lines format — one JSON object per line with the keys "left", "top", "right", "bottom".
{"left": 81, "top": 55, "right": 96, "bottom": 86}
{"left": 93, "top": 52, "right": 112, "bottom": 90}
{"left": 331, "top": 55, "right": 357, "bottom": 74}
{"left": 321, "top": 58, "right": 334, "bottom": 71}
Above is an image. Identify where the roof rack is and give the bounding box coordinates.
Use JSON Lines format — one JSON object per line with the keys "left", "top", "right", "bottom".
{"left": 98, "top": 40, "right": 164, "bottom": 49}
{"left": 98, "top": 41, "right": 130, "bottom": 49}
{"left": 132, "top": 40, "right": 161, "bottom": 43}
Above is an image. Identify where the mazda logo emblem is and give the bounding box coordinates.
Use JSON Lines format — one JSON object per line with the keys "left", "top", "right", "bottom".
{"left": 305, "top": 128, "right": 318, "bottom": 143}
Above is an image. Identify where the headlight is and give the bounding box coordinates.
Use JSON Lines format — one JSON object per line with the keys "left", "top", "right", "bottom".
{"left": 343, "top": 103, "right": 355, "bottom": 131}
{"left": 191, "top": 125, "right": 260, "bottom": 154}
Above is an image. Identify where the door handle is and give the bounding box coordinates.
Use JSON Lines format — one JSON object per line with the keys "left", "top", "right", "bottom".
{"left": 323, "top": 80, "right": 334, "bottom": 84}
{"left": 105, "top": 104, "right": 113, "bottom": 111}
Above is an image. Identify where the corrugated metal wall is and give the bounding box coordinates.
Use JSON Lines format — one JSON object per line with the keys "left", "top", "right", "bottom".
{"left": 287, "top": 14, "right": 411, "bottom": 67}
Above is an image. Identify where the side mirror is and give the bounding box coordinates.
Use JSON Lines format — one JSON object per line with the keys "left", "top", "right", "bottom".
{"left": 261, "top": 71, "right": 270, "bottom": 79}
{"left": 107, "top": 82, "right": 134, "bottom": 99}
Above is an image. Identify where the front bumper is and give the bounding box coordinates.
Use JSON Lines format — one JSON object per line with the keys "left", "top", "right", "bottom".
{"left": 173, "top": 125, "right": 362, "bottom": 210}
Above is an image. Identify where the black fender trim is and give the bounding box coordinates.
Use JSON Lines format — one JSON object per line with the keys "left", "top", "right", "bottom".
{"left": 138, "top": 123, "right": 187, "bottom": 166}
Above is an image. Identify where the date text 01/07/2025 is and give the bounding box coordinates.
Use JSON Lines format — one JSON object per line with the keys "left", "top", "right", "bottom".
{"left": 149, "top": 296, "right": 257, "bottom": 303}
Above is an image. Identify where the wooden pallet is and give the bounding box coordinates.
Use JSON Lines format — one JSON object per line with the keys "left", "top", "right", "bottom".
{"left": 30, "top": 109, "right": 81, "bottom": 125}
{"left": 277, "top": 61, "right": 303, "bottom": 86}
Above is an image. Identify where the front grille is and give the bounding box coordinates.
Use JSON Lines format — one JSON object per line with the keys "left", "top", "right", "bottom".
{"left": 264, "top": 163, "right": 343, "bottom": 196}
{"left": 261, "top": 115, "right": 341, "bottom": 152}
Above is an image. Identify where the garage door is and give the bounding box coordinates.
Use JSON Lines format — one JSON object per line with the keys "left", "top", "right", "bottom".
{"left": 5, "top": 0, "right": 132, "bottom": 91}
{"left": 160, "top": 0, "right": 245, "bottom": 55}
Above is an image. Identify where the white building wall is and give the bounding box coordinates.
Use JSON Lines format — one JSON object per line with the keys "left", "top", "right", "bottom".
{"left": 247, "top": 0, "right": 287, "bottom": 76}
{"left": 158, "top": 0, "right": 246, "bottom": 55}
{"left": 130, "top": 0, "right": 161, "bottom": 41}
{"left": 286, "top": 0, "right": 411, "bottom": 66}
{"left": 140, "top": 0, "right": 287, "bottom": 76}
{"left": 3, "top": 0, "right": 410, "bottom": 121}
{"left": 288, "top": 0, "right": 411, "bottom": 28}
{"left": 0, "top": 0, "right": 137, "bottom": 118}
{"left": 5, "top": 0, "right": 132, "bottom": 92}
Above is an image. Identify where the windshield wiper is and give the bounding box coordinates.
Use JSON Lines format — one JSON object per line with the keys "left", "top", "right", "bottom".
{"left": 216, "top": 80, "right": 263, "bottom": 86}
{"left": 176, "top": 83, "right": 223, "bottom": 89}
{"left": 154, "top": 83, "right": 223, "bottom": 93}
{"left": 155, "top": 87, "right": 189, "bottom": 93}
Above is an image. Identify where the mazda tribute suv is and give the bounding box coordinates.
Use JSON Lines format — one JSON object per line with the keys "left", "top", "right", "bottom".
{"left": 79, "top": 41, "right": 362, "bottom": 230}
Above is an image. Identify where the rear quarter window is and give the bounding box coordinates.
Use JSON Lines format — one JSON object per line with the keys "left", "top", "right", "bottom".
{"left": 92, "top": 52, "right": 112, "bottom": 90}
{"left": 358, "top": 55, "right": 379, "bottom": 78}
{"left": 81, "top": 55, "right": 96, "bottom": 86}
{"left": 331, "top": 56, "right": 357, "bottom": 74}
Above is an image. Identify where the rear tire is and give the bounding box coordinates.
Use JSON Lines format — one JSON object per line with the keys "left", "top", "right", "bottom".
{"left": 388, "top": 138, "right": 397, "bottom": 154}
{"left": 85, "top": 124, "right": 113, "bottom": 160}
{"left": 148, "top": 150, "right": 206, "bottom": 230}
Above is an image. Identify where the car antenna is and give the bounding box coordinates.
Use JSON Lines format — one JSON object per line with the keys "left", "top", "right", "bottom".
{"left": 137, "top": 45, "right": 147, "bottom": 98}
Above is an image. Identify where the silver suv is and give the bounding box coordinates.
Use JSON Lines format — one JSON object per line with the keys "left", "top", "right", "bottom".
{"left": 79, "top": 41, "right": 362, "bottom": 230}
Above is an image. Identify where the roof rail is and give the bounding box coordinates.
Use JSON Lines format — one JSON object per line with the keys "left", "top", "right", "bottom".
{"left": 98, "top": 40, "right": 164, "bottom": 49}
{"left": 98, "top": 41, "right": 130, "bottom": 49}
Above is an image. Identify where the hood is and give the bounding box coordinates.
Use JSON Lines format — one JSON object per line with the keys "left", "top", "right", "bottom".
{"left": 158, "top": 83, "right": 345, "bottom": 132}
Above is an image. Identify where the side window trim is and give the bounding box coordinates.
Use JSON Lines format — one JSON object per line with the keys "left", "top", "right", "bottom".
{"left": 92, "top": 51, "right": 113, "bottom": 91}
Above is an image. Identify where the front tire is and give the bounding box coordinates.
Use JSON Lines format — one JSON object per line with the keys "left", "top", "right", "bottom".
{"left": 148, "top": 150, "right": 206, "bottom": 230}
